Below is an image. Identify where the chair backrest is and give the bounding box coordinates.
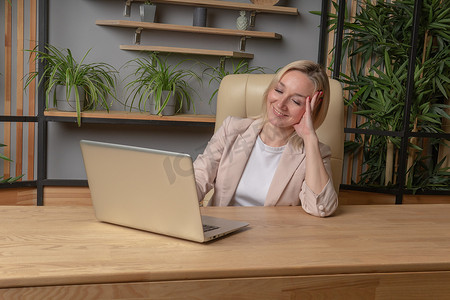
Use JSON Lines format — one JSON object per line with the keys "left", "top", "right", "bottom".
{"left": 215, "top": 74, "right": 344, "bottom": 193}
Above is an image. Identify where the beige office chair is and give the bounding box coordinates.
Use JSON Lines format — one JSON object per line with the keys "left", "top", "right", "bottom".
{"left": 215, "top": 74, "right": 344, "bottom": 193}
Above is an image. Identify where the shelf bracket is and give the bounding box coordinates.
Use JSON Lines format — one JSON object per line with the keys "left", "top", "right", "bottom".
{"left": 124, "top": 0, "right": 133, "bottom": 17}
{"left": 134, "top": 27, "right": 144, "bottom": 45}
{"left": 250, "top": 11, "right": 257, "bottom": 28}
{"left": 239, "top": 36, "right": 247, "bottom": 52}
{"left": 219, "top": 56, "right": 227, "bottom": 70}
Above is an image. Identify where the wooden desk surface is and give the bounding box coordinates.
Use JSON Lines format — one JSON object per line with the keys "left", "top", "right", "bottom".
{"left": 1, "top": 204, "right": 450, "bottom": 299}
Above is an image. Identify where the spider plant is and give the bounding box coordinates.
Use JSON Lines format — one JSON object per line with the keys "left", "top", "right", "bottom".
{"left": 201, "top": 58, "right": 266, "bottom": 103}
{"left": 124, "top": 53, "right": 200, "bottom": 115}
{"left": 25, "top": 45, "right": 118, "bottom": 126}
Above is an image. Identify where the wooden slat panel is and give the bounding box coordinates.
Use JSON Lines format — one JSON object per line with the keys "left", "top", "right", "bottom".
{"left": 27, "top": 0, "right": 37, "bottom": 180}
{"left": 346, "top": 107, "right": 358, "bottom": 184}
{"left": 27, "top": 124, "right": 36, "bottom": 180}
{"left": 338, "top": 190, "right": 396, "bottom": 205}
{"left": 438, "top": 104, "right": 450, "bottom": 168}
{"left": 403, "top": 194, "right": 450, "bottom": 204}
{"left": 43, "top": 187, "right": 92, "bottom": 206}
{"left": 3, "top": 1, "right": 12, "bottom": 180}
{"left": 15, "top": 0, "right": 24, "bottom": 179}
{"left": 0, "top": 188, "right": 36, "bottom": 205}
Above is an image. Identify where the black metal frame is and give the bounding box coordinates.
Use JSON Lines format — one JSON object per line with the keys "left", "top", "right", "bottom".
{"left": 0, "top": 180, "right": 37, "bottom": 189}
{"left": 394, "top": 0, "right": 423, "bottom": 204}
{"left": 0, "top": 116, "right": 38, "bottom": 122}
{"left": 318, "top": 0, "right": 449, "bottom": 203}
{"left": 36, "top": 0, "right": 49, "bottom": 205}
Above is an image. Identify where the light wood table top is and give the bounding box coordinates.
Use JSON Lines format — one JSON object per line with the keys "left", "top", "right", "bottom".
{"left": 1, "top": 204, "right": 450, "bottom": 296}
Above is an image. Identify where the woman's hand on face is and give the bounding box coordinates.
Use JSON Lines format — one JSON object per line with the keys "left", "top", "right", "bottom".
{"left": 293, "top": 90, "right": 323, "bottom": 141}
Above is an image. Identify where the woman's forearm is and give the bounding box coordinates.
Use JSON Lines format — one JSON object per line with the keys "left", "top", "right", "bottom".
{"left": 303, "top": 135, "right": 330, "bottom": 195}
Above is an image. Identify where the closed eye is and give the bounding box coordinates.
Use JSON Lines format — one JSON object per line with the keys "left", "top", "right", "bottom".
{"left": 292, "top": 97, "right": 306, "bottom": 106}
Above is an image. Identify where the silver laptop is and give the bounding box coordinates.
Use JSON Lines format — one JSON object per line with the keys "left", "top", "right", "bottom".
{"left": 80, "top": 140, "right": 248, "bottom": 243}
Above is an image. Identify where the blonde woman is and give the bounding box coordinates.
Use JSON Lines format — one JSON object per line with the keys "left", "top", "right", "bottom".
{"left": 194, "top": 60, "right": 338, "bottom": 217}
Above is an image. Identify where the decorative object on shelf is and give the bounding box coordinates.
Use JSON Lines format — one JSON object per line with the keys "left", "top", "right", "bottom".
{"left": 148, "top": 90, "right": 176, "bottom": 115}
{"left": 54, "top": 85, "right": 85, "bottom": 112}
{"left": 24, "top": 45, "right": 118, "bottom": 126}
{"left": 140, "top": 1, "right": 156, "bottom": 22}
{"left": 250, "top": 0, "right": 280, "bottom": 5}
{"left": 236, "top": 11, "right": 249, "bottom": 30}
{"left": 202, "top": 58, "right": 267, "bottom": 103}
{"left": 193, "top": 7, "right": 207, "bottom": 27}
{"left": 124, "top": 53, "right": 201, "bottom": 116}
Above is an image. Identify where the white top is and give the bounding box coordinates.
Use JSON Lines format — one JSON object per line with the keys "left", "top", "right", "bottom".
{"left": 231, "top": 135, "right": 285, "bottom": 206}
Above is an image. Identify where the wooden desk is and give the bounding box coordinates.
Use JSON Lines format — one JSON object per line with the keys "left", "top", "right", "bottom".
{"left": 1, "top": 205, "right": 450, "bottom": 299}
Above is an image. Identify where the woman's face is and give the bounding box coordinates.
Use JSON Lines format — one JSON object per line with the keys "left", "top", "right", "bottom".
{"left": 266, "top": 70, "right": 315, "bottom": 129}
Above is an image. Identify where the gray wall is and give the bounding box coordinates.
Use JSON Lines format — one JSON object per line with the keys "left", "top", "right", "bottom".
{"left": 44, "top": 0, "right": 323, "bottom": 179}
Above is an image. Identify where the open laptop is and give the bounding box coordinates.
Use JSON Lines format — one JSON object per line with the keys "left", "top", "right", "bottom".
{"left": 80, "top": 140, "right": 248, "bottom": 243}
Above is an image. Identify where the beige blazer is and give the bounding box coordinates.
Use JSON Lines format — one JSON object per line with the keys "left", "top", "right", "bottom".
{"left": 193, "top": 117, "right": 338, "bottom": 217}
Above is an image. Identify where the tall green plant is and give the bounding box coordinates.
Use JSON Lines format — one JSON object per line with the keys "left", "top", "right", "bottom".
{"left": 319, "top": 0, "right": 450, "bottom": 191}
{"left": 25, "top": 45, "right": 118, "bottom": 126}
{"left": 124, "top": 53, "right": 200, "bottom": 115}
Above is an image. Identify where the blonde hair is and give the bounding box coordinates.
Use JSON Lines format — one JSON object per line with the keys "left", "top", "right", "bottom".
{"left": 259, "top": 60, "right": 330, "bottom": 148}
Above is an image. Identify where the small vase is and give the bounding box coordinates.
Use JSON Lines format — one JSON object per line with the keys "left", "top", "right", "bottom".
{"left": 236, "top": 11, "right": 248, "bottom": 30}
{"left": 54, "top": 85, "right": 85, "bottom": 112}
{"left": 140, "top": 4, "right": 156, "bottom": 22}
{"left": 148, "top": 91, "right": 177, "bottom": 116}
{"left": 193, "top": 7, "right": 207, "bottom": 27}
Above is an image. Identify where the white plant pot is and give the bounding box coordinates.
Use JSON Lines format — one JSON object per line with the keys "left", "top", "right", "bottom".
{"left": 140, "top": 4, "right": 156, "bottom": 22}
{"left": 54, "top": 85, "right": 85, "bottom": 112}
{"left": 148, "top": 90, "right": 177, "bottom": 116}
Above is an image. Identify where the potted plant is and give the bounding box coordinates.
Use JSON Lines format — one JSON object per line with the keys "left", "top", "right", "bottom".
{"left": 124, "top": 53, "right": 200, "bottom": 116}
{"left": 140, "top": 1, "right": 156, "bottom": 22}
{"left": 202, "top": 58, "right": 266, "bottom": 103}
{"left": 25, "top": 44, "right": 118, "bottom": 126}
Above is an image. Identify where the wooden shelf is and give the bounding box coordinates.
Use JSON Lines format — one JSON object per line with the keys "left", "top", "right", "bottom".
{"left": 119, "top": 45, "right": 254, "bottom": 58}
{"left": 96, "top": 20, "right": 282, "bottom": 39}
{"left": 44, "top": 110, "right": 216, "bottom": 124}
{"left": 136, "top": 0, "right": 299, "bottom": 15}
{"left": 97, "top": 1, "right": 292, "bottom": 58}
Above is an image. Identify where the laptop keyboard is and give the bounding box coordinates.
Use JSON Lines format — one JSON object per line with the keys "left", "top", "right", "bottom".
{"left": 203, "top": 224, "right": 220, "bottom": 232}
